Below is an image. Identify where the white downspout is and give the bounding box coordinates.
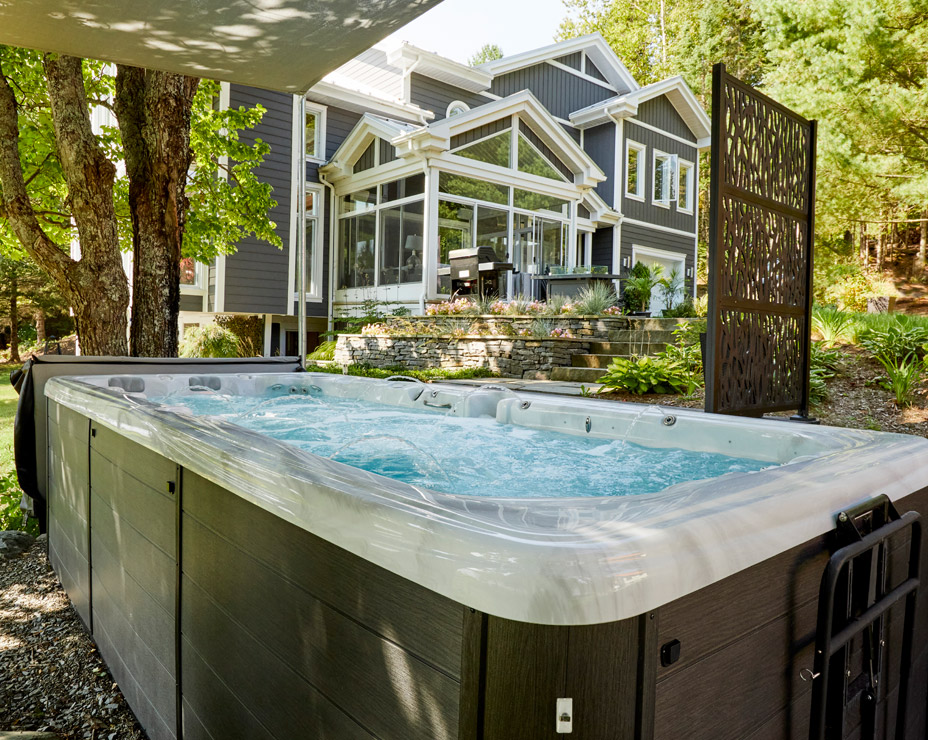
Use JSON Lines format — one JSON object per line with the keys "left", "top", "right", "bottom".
{"left": 297, "top": 95, "right": 307, "bottom": 366}
{"left": 319, "top": 170, "right": 337, "bottom": 335}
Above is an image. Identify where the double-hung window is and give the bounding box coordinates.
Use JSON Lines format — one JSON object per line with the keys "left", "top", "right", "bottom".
{"left": 677, "top": 159, "right": 694, "bottom": 214}
{"left": 305, "top": 103, "right": 326, "bottom": 162}
{"left": 625, "top": 140, "right": 646, "bottom": 201}
{"left": 652, "top": 150, "right": 674, "bottom": 207}
{"left": 294, "top": 184, "right": 324, "bottom": 300}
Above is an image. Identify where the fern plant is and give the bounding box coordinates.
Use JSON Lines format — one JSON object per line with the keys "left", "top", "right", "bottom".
{"left": 598, "top": 355, "right": 696, "bottom": 395}
{"left": 876, "top": 354, "right": 922, "bottom": 407}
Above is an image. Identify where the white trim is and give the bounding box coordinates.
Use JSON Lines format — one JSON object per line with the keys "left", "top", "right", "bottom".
{"left": 212, "top": 82, "right": 232, "bottom": 314}
{"left": 614, "top": 118, "right": 623, "bottom": 211}
{"left": 624, "top": 139, "right": 646, "bottom": 202}
{"left": 693, "top": 157, "right": 700, "bottom": 298}
{"left": 449, "top": 125, "right": 512, "bottom": 156}
{"left": 438, "top": 154, "right": 581, "bottom": 201}
{"left": 263, "top": 314, "right": 272, "bottom": 356}
{"left": 446, "top": 100, "right": 471, "bottom": 118}
{"left": 545, "top": 59, "right": 618, "bottom": 92}
{"left": 677, "top": 158, "right": 694, "bottom": 214}
{"left": 290, "top": 182, "right": 325, "bottom": 302}
{"left": 287, "top": 94, "right": 300, "bottom": 312}
{"left": 515, "top": 128, "right": 569, "bottom": 183}
{"left": 308, "top": 81, "right": 433, "bottom": 124}
{"left": 303, "top": 100, "right": 327, "bottom": 163}
{"left": 625, "top": 118, "right": 697, "bottom": 149}
{"left": 622, "top": 217, "right": 697, "bottom": 239}
{"left": 630, "top": 244, "right": 686, "bottom": 314}
{"left": 478, "top": 90, "right": 502, "bottom": 101}
{"left": 652, "top": 148, "right": 672, "bottom": 208}
{"left": 330, "top": 158, "right": 423, "bottom": 196}
{"left": 387, "top": 43, "right": 493, "bottom": 92}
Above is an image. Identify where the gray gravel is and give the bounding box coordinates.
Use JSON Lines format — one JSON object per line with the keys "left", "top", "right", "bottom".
{"left": 0, "top": 535, "right": 146, "bottom": 739}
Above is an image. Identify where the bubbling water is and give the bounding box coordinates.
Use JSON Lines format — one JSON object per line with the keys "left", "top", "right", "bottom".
{"left": 149, "top": 392, "right": 770, "bottom": 499}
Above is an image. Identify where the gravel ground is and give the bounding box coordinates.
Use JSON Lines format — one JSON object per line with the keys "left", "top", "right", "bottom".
{"left": 0, "top": 535, "right": 145, "bottom": 738}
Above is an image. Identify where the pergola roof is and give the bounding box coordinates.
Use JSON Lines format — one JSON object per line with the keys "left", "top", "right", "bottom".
{"left": 0, "top": 0, "right": 445, "bottom": 94}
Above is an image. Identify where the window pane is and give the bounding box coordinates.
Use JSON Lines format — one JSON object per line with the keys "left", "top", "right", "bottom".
{"left": 438, "top": 200, "right": 474, "bottom": 293}
{"left": 302, "top": 218, "right": 315, "bottom": 292}
{"left": 517, "top": 133, "right": 564, "bottom": 181}
{"left": 538, "top": 218, "right": 567, "bottom": 275}
{"left": 476, "top": 206, "right": 508, "bottom": 262}
{"left": 339, "top": 189, "right": 376, "bottom": 215}
{"left": 381, "top": 173, "right": 425, "bottom": 203}
{"left": 575, "top": 233, "right": 588, "bottom": 268}
{"left": 513, "top": 189, "right": 569, "bottom": 216}
{"left": 626, "top": 147, "right": 640, "bottom": 195}
{"left": 679, "top": 163, "right": 692, "bottom": 210}
{"left": 438, "top": 172, "right": 508, "bottom": 204}
{"left": 654, "top": 153, "right": 671, "bottom": 203}
{"left": 305, "top": 188, "right": 317, "bottom": 216}
{"left": 379, "top": 200, "right": 425, "bottom": 286}
{"left": 454, "top": 131, "right": 511, "bottom": 168}
{"left": 180, "top": 257, "right": 197, "bottom": 286}
{"left": 338, "top": 213, "right": 377, "bottom": 289}
{"left": 305, "top": 111, "right": 317, "bottom": 158}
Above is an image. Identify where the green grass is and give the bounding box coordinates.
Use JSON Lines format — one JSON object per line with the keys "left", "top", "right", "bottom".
{"left": 0, "top": 363, "right": 22, "bottom": 476}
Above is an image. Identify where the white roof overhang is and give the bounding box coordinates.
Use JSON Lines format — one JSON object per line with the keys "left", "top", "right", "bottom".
{"left": 0, "top": 0, "right": 445, "bottom": 94}
{"left": 387, "top": 43, "right": 492, "bottom": 93}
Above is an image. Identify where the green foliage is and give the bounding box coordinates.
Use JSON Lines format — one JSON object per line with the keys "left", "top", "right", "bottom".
{"left": 573, "top": 281, "right": 618, "bottom": 315}
{"left": 307, "top": 340, "right": 336, "bottom": 362}
{"left": 0, "top": 473, "right": 38, "bottom": 535}
{"left": 809, "top": 342, "right": 841, "bottom": 404}
{"left": 469, "top": 43, "right": 504, "bottom": 66}
{"left": 659, "top": 268, "right": 684, "bottom": 312}
{"left": 858, "top": 323, "right": 928, "bottom": 363}
{"left": 622, "top": 261, "right": 663, "bottom": 312}
{"left": 819, "top": 263, "right": 898, "bottom": 312}
{"left": 598, "top": 355, "right": 696, "bottom": 395}
{"left": 310, "top": 364, "right": 499, "bottom": 382}
{"left": 179, "top": 324, "right": 240, "bottom": 358}
{"left": 812, "top": 306, "right": 857, "bottom": 347}
{"left": 336, "top": 298, "right": 412, "bottom": 333}
{"left": 215, "top": 314, "right": 264, "bottom": 357}
{"left": 876, "top": 354, "right": 922, "bottom": 407}
{"left": 660, "top": 319, "right": 705, "bottom": 376}
{"left": 661, "top": 298, "right": 699, "bottom": 318}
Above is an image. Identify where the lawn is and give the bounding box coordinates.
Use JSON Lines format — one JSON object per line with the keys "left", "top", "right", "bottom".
{"left": 0, "top": 363, "right": 28, "bottom": 532}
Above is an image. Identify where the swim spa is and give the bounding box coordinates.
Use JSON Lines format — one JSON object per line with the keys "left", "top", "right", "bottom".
{"left": 27, "top": 362, "right": 928, "bottom": 740}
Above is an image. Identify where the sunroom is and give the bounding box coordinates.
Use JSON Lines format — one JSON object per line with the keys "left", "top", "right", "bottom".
{"left": 320, "top": 92, "right": 608, "bottom": 312}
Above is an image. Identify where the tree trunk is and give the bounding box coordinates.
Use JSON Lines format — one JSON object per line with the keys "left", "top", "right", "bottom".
{"left": 918, "top": 212, "right": 927, "bottom": 272}
{"left": 115, "top": 67, "right": 199, "bottom": 358}
{"left": 877, "top": 229, "right": 885, "bottom": 269}
{"left": 35, "top": 308, "right": 46, "bottom": 346}
{"left": 9, "top": 270, "right": 18, "bottom": 363}
{"left": 0, "top": 56, "right": 129, "bottom": 356}
{"left": 860, "top": 222, "right": 868, "bottom": 266}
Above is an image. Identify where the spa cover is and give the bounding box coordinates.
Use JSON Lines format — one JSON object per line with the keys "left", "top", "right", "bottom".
{"left": 0, "top": 0, "right": 444, "bottom": 94}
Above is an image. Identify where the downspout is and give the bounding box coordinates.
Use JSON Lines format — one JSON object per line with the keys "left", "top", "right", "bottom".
{"left": 297, "top": 95, "right": 307, "bottom": 366}
{"left": 420, "top": 157, "right": 431, "bottom": 315}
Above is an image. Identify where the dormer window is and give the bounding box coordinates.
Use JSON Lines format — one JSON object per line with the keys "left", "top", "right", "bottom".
{"left": 447, "top": 101, "right": 470, "bottom": 118}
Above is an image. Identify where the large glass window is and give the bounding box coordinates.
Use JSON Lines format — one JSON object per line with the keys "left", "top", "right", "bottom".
{"left": 453, "top": 130, "right": 511, "bottom": 168}
{"left": 339, "top": 189, "right": 377, "bottom": 215}
{"left": 513, "top": 189, "right": 569, "bottom": 216}
{"left": 381, "top": 173, "right": 425, "bottom": 203}
{"left": 517, "top": 133, "right": 565, "bottom": 182}
{"left": 439, "top": 172, "right": 508, "bottom": 205}
{"left": 438, "top": 200, "right": 473, "bottom": 267}
{"left": 379, "top": 201, "right": 424, "bottom": 286}
{"left": 475, "top": 206, "right": 509, "bottom": 262}
{"left": 338, "top": 212, "right": 377, "bottom": 289}
{"left": 626, "top": 140, "right": 645, "bottom": 200}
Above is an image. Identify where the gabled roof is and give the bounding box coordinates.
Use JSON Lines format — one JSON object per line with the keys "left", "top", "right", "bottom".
{"left": 320, "top": 114, "right": 424, "bottom": 180}
{"left": 478, "top": 33, "right": 638, "bottom": 95}
{"left": 394, "top": 90, "right": 606, "bottom": 189}
{"left": 569, "top": 76, "right": 711, "bottom": 146}
{"left": 387, "top": 43, "right": 492, "bottom": 93}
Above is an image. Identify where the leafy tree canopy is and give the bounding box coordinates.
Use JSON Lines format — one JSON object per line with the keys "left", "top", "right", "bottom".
{"left": 469, "top": 43, "right": 504, "bottom": 67}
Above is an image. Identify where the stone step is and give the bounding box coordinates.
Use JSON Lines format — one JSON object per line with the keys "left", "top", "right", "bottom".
{"left": 589, "top": 340, "right": 669, "bottom": 355}
{"left": 550, "top": 366, "right": 608, "bottom": 383}
{"left": 626, "top": 317, "right": 694, "bottom": 331}
{"left": 572, "top": 353, "right": 629, "bottom": 369}
{"left": 607, "top": 329, "right": 677, "bottom": 344}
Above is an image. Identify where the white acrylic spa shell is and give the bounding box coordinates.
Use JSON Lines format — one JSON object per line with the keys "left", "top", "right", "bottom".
{"left": 46, "top": 373, "right": 928, "bottom": 626}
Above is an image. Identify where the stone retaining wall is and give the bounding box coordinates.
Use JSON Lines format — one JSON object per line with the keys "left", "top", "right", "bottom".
{"left": 335, "top": 334, "right": 594, "bottom": 378}
{"left": 404, "top": 315, "right": 629, "bottom": 339}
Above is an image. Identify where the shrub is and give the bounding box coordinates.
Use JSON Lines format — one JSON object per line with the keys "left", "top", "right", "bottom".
{"left": 216, "top": 314, "right": 264, "bottom": 357}
{"left": 0, "top": 473, "right": 38, "bottom": 536}
{"left": 660, "top": 320, "right": 706, "bottom": 377}
{"left": 179, "top": 324, "right": 240, "bottom": 357}
{"left": 876, "top": 354, "right": 922, "bottom": 407}
{"left": 306, "top": 340, "right": 336, "bottom": 361}
{"left": 622, "top": 262, "right": 663, "bottom": 312}
{"left": 661, "top": 297, "right": 699, "bottom": 319}
{"left": 811, "top": 306, "right": 856, "bottom": 347}
{"left": 809, "top": 342, "right": 841, "bottom": 403}
{"left": 598, "top": 355, "right": 696, "bottom": 395}
{"left": 858, "top": 323, "right": 928, "bottom": 363}
{"left": 573, "top": 282, "right": 617, "bottom": 315}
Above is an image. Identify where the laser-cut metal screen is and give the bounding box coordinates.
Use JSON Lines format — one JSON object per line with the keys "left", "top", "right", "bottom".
{"left": 705, "top": 63, "right": 817, "bottom": 417}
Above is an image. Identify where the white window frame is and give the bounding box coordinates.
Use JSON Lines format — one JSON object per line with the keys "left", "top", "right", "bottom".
{"left": 292, "top": 182, "right": 325, "bottom": 301}
{"left": 446, "top": 100, "right": 470, "bottom": 118}
{"left": 677, "top": 158, "right": 694, "bottom": 214}
{"left": 624, "top": 139, "right": 646, "bottom": 202}
{"left": 179, "top": 257, "right": 207, "bottom": 295}
{"left": 304, "top": 101, "right": 327, "bottom": 163}
{"left": 652, "top": 149, "right": 673, "bottom": 209}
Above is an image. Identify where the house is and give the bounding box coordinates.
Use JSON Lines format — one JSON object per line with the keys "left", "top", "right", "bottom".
{"left": 178, "top": 33, "right": 710, "bottom": 356}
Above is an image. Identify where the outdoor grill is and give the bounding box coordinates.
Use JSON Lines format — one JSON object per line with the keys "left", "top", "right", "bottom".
{"left": 438, "top": 247, "right": 513, "bottom": 296}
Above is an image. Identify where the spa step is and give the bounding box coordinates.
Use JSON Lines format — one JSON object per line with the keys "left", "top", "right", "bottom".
{"left": 550, "top": 366, "right": 608, "bottom": 383}
{"left": 571, "top": 353, "right": 628, "bottom": 369}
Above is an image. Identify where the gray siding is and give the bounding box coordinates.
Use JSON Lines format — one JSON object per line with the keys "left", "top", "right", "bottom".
{"left": 555, "top": 52, "right": 582, "bottom": 70}
{"left": 409, "top": 73, "right": 493, "bottom": 119}
{"left": 621, "top": 120, "right": 698, "bottom": 233}
{"left": 621, "top": 222, "right": 696, "bottom": 294}
{"left": 179, "top": 294, "right": 202, "bottom": 312}
{"left": 583, "top": 123, "right": 615, "bottom": 204}
{"left": 591, "top": 227, "right": 614, "bottom": 271}
{"left": 586, "top": 60, "right": 609, "bottom": 84}
{"left": 491, "top": 62, "right": 621, "bottom": 120}
{"left": 207, "top": 262, "right": 216, "bottom": 312}
{"left": 637, "top": 97, "right": 696, "bottom": 143}
{"left": 222, "top": 85, "right": 293, "bottom": 315}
